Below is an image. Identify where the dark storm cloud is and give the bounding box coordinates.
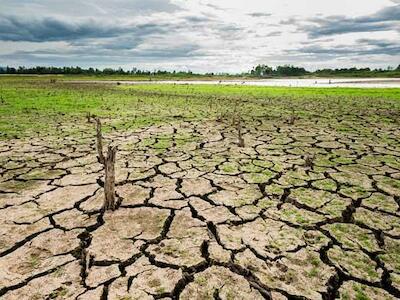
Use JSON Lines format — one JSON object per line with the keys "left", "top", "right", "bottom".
{"left": 0, "top": 5, "right": 242, "bottom": 66}
{"left": 0, "top": 15, "right": 130, "bottom": 42}
{"left": 356, "top": 38, "right": 397, "bottom": 48}
{"left": 0, "top": 42, "right": 204, "bottom": 66}
{"left": 0, "top": 16, "right": 176, "bottom": 42}
{"left": 299, "top": 3, "right": 400, "bottom": 38}
{"left": 291, "top": 39, "right": 400, "bottom": 57}
{"left": 302, "top": 20, "right": 396, "bottom": 38}
{"left": 0, "top": 12, "right": 223, "bottom": 44}
{"left": 0, "top": 0, "right": 184, "bottom": 42}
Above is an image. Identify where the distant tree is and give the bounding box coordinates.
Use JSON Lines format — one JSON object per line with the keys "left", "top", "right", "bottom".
{"left": 396, "top": 64, "right": 400, "bottom": 71}
{"left": 251, "top": 64, "right": 273, "bottom": 77}
{"left": 6, "top": 66, "right": 16, "bottom": 74}
{"left": 103, "top": 68, "right": 115, "bottom": 75}
{"left": 276, "top": 65, "right": 307, "bottom": 76}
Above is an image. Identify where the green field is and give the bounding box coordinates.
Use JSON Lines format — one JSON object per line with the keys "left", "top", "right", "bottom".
{"left": 1, "top": 76, "right": 399, "bottom": 139}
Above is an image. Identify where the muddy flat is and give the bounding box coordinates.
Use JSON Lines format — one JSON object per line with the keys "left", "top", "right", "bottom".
{"left": 0, "top": 79, "right": 399, "bottom": 299}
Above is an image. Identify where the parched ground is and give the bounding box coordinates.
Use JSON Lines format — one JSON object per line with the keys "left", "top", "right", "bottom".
{"left": 0, "top": 80, "right": 400, "bottom": 299}
{"left": 1, "top": 112, "right": 399, "bottom": 300}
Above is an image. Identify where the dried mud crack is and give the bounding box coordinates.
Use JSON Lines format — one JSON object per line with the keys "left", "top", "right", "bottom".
{"left": 1, "top": 114, "right": 400, "bottom": 300}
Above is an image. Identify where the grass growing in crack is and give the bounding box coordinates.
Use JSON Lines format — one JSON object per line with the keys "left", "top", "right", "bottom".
{"left": 353, "top": 284, "right": 370, "bottom": 300}
{"left": 0, "top": 179, "right": 40, "bottom": 192}
{"left": 30, "top": 293, "right": 43, "bottom": 300}
{"left": 284, "top": 269, "right": 297, "bottom": 283}
{"left": 117, "top": 296, "right": 133, "bottom": 300}
{"left": 148, "top": 278, "right": 161, "bottom": 288}
{"left": 195, "top": 275, "right": 207, "bottom": 286}
{"left": 48, "top": 287, "right": 68, "bottom": 299}
{"left": 156, "top": 287, "right": 166, "bottom": 294}
{"left": 308, "top": 267, "right": 319, "bottom": 277}
{"left": 53, "top": 266, "right": 65, "bottom": 278}
{"left": 28, "top": 253, "right": 41, "bottom": 269}
{"left": 221, "top": 163, "right": 239, "bottom": 174}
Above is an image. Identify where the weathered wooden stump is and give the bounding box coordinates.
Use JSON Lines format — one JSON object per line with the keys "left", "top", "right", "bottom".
{"left": 95, "top": 118, "right": 117, "bottom": 210}
{"left": 288, "top": 109, "right": 297, "bottom": 125}
{"left": 103, "top": 146, "right": 117, "bottom": 210}
{"left": 304, "top": 154, "right": 314, "bottom": 168}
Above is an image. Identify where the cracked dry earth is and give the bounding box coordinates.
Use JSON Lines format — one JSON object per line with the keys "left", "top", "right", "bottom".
{"left": 0, "top": 118, "right": 399, "bottom": 300}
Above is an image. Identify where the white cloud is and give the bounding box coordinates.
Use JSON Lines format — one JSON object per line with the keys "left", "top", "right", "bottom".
{"left": 0, "top": 0, "right": 399, "bottom": 72}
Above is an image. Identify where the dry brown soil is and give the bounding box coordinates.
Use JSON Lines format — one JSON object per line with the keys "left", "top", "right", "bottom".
{"left": 0, "top": 118, "right": 399, "bottom": 299}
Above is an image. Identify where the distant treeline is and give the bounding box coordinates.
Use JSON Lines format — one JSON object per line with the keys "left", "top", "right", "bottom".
{"left": 250, "top": 64, "right": 400, "bottom": 77}
{"left": 1, "top": 64, "right": 399, "bottom": 77}
{"left": 314, "top": 67, "right": 400, "bottom": 77}
{"left": 0, "top": 66, "right": 205, "bottom": 76}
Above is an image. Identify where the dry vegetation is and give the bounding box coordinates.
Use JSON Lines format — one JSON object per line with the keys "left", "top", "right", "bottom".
{"left": 0, "top": 77, "right": 399, "bottom": 299}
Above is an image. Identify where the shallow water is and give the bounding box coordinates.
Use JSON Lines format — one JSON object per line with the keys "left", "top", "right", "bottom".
{"left": 68, "top": 78, "right": 400, "bottom": 88}
{"left": 116, "top": 78, "right": 400, "bottom": 88}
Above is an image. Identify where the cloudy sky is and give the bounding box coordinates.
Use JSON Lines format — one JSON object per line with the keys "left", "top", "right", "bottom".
{"left": 0, "top": 0, "right": 399, "bottom": 73}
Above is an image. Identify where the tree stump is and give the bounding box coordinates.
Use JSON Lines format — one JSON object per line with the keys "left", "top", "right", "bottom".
{"left": 288, "top": 109, "right": 297, "bottom": 125}
{"left": 95, "top": 118, "right": 117, "bottom": 210}
{"left": 103, "top": 146, "right": 117, "bottom": 210}
{"left": 304, "top": 154, "right": 314, "bottom": 168}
